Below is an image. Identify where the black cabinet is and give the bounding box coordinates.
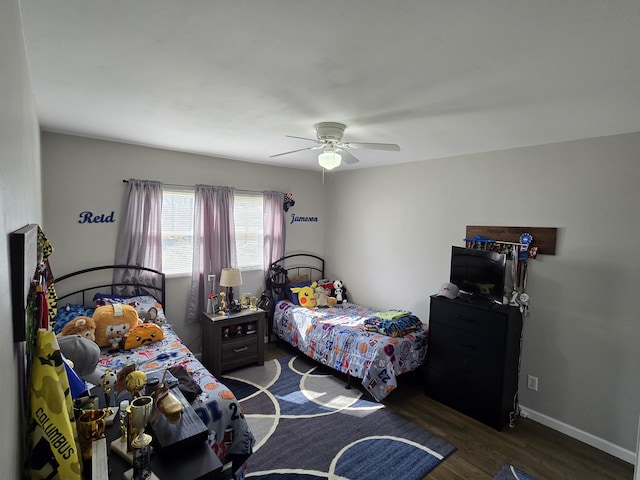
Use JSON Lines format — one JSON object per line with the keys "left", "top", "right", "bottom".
{"left": 426, "top": 295, "right": 523, "bottom": 430}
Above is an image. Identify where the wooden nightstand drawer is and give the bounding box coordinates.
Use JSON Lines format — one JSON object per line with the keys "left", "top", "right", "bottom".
{"left": 222, "top": 337, "right": 258, "bottom": 363}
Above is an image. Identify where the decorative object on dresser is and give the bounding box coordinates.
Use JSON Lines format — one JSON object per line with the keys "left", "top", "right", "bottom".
{"left": 219, "top": 267, "right": 243, "bottom": 312}
{"left": 201, "top": 308, "right": 266, "bottom": 378}
{"left": 426, "top": 295, "right": 523, "bottom": 430}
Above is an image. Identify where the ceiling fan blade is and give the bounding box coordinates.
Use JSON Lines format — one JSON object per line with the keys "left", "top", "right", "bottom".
{"left": 269, "top": 146, "right": 319, "bottom": 158}
{"left": 340, "top": 149, "right": 360, "bottom": 165}
{"left": 342, "top": 142, "right": 401, "bottom": 151}
{"left": 285, "top": 135, "right": 320, "bottom": 143}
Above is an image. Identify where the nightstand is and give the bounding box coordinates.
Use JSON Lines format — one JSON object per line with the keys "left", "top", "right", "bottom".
{"left": 201, "top": 309, "right": 265, "bottom": 378}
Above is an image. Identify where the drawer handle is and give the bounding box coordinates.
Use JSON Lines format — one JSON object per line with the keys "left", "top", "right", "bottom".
{"left": 233, "top": 346, "right": 249, "bottom": 353}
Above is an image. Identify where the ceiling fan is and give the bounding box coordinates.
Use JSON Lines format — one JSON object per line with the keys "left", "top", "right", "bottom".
{"left": 270, "top": 122, "right": 400, "bottom": 170}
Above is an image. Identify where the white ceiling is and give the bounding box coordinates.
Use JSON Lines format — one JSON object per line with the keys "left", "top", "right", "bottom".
{"left": 19, "top": 1, "right": 640, "bottom": 171}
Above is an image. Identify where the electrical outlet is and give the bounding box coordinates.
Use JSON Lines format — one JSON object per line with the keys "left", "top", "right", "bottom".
{"left": 207, "top": 274, "right": 216, "bottom": 282}
{"left": 527, "top": 375, "right": 539, "bottom": 391}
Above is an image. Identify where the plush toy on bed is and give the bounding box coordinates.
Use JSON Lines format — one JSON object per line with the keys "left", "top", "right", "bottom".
{"left": 57, "top": 316, "right": 97, "bottom": 342}
{"left": 332, "top": 280, "right": 348, "bottom": 304}
{"left": 314, "top": 283, "right": 330, "bottom": 307}
{"left": 291, "top": 282, "right": 317, "bottom": 309}
{"left": 93, "top": 304, "right": 140, "bottom": 351}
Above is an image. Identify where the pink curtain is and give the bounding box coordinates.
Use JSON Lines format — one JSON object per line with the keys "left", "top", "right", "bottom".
{"left": 113, "top": 179, "right": 163, "bottom": 295}
{"left": 263, "top": 191, "right": 286, "bottom": 275}
{"left": 186, "top": 185, "right": 236, "bottom": 324}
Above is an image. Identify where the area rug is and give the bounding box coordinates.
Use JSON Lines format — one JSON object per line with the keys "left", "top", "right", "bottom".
{"left": 222, "top": 354, "right": 456, "bottom": 480}
{"left": 492, "top": 463, "right": 536, "bottom": 480}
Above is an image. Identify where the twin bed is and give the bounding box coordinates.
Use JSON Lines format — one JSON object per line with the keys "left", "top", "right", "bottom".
{"left": 267, "top": 254, "right": 429, "bottom": 402}
{"left": 53, "top": 264, "right": 253, "bottom": 479}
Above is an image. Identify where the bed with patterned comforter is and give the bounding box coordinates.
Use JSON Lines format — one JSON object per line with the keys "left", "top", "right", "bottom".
{"left": 97, "top": 323, "right": 254, "bottom": 475}
{"left": 273, "top": 300, "right": 428, "bottom": 401}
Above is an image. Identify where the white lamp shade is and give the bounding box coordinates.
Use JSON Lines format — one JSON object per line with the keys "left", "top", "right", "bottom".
{"left": 219, "top": 267, "right": 242, "bottom": 287}
{"left": 318, "top": 151, "right": 342, "bottom": 170}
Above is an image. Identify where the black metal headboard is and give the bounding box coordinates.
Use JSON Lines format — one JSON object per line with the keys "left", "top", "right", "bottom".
{"left": 55, "top": 264, "right": 166, "bottom": 308}
{"left": 270, "top": 253, "right": 324, "bottom": 282}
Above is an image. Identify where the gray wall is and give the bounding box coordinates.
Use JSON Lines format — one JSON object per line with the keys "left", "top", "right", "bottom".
{"left": 41, "top": 132, "right": 326, "bottom": 348}
{"left": 324, "top": 132, "right": 640, "bottom": 460}
{"left": 0, "top": 0, "right": 43, "bottom": 476}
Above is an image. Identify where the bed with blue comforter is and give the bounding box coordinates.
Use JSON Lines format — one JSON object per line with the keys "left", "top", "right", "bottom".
{"left": 272, "top": 298, "right": 428, "bottom": 401}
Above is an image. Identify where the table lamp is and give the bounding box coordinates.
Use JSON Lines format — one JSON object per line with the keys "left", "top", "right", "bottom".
{"left": 219, "top": 267, "right": 242, "bottom": 307}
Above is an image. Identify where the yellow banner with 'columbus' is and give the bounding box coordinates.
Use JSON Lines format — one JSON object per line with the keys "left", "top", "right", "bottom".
{"left": 27, "top": 330, "right": 82, "bottom": 479}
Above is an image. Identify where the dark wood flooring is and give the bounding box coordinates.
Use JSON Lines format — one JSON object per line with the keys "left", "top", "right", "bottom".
{"left": 264, "top": 341, "right": 634, "bottom": 480}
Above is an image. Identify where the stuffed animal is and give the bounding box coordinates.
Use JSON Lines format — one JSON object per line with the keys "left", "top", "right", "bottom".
{"left": 290, "top": 282, "right": 317, "bottom": 309}
{"left": 314, "top": 284, "right": 330, "bottom": 307}
{"left": 332, "top": 280, "right": 348, "bottom": 304}
{"left": 93, "top": 304, "right": 139, "bottom": 350}
{"left": 57, "top": 316, "right": 97, "bottom": 342}
{"left": 121, "top": 323, "right": 164, "bottom": 350}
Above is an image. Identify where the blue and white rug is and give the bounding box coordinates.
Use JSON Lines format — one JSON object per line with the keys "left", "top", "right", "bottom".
{"left": 222, "top": 354, "right": 456, "bottom": 480}
{"left": 492, "top": 463, "right": 536, "bottom": 480}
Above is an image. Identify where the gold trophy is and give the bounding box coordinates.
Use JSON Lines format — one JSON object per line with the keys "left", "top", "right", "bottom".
{"left": 101, "top": 368, "right": 119, "bottom": 425}
{"left": 152, "top": 369, "right": 183, "bottom": 424}
{"left": 77, "top": 409, "right": 106, "bottom": 461}
{"left": 127, "top": 396, "right": 155, "bottom": 480}
{"left": 110, "top": 370, "right": 149, "bottom": 464}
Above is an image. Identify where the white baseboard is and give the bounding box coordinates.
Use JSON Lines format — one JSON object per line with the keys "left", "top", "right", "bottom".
{"left": 519, "top": 406, "right": 636, "bottom": 465}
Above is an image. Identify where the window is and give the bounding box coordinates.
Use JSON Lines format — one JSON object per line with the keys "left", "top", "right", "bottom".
{"left": 234, "top": 192, "right": 264, "bottom": 270}
{"left": 161, "top": 188, "right": 264, "bottom": 275}
{"left": 162, "top": 188, "right": 194, "bottom": 275}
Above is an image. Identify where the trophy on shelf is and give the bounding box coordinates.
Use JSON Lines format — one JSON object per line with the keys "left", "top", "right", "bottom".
{"left": 110, "top": 370, "right": 150, "bottom": 465}
{"left": 101, "top": 368, "right": 119, "bottom": 425}
{"left": 125, "top": 396, "right": 157, "bottom": 480}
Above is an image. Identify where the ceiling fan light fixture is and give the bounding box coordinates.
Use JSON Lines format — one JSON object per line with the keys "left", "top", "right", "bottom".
{"left": 318, "top": 150, "right": 342, "bottom": 170}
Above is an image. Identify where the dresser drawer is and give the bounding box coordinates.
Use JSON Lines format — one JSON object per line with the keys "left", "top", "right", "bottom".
{"left": 430, "top": 299, "right": 508, "bottom": 339}
{"left": 222, "top": 336, "right": 258, "bottom": 363}
{"left": 428, "top": 322, "right": 505, "bottom": 365}
{"left": 427, "top": 352, "right": 504, "bottom": 391}
{"left": 426, "top": 368, "right": 502, "bottom": 426}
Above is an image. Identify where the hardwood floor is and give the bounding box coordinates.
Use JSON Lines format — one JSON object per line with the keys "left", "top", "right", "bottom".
{"left": 264, "top": 341, "right": 634, "bottom": 480}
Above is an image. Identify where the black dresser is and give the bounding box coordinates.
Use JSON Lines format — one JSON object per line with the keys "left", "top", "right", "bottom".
{"left": 426, "top": 295, "right": 523, "bottom": 430}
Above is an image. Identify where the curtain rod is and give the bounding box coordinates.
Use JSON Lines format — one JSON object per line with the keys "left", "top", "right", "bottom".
{"left": 122, "top": 179, "right": 269, "bottom": 195}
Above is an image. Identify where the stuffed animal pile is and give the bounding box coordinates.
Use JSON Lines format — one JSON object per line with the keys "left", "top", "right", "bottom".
{"left": 56, "top": 301, "right": 166, "bottom": 377}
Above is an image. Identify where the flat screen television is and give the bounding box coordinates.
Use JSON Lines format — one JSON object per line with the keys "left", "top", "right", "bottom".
{"left": 450, "top": 246, "right": 507, "bottom": 304}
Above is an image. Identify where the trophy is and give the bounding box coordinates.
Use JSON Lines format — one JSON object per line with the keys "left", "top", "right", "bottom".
{"left": 77, "top": 409, "right": 106, "bottom": 461}
{"left": 124, "top": 396, "right": 155, "bottom": 480}
{"left": 110, "top": 370, "right": 149, "bottom": 465}
{"left": 152, "top": 369, "right": 183, "bottom": 424}
{"left": 101, "top": 368, "right": 119, "bottom": 425}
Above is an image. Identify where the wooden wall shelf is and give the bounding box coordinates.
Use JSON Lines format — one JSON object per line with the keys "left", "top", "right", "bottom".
{"left": 465, "top": 226, "right": 558, "bottom": 255}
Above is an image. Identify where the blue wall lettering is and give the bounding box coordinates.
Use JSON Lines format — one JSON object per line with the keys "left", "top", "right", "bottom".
{"left": 290, "top": 213, "right": 318, "bottom": 224}
{"left": 78, "top": 211, "right": 115, "bottom": 224}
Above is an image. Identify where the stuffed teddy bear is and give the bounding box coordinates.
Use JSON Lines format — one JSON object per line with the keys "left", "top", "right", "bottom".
{"left": 57, "top": 316, "right": 97, "bottom": 342}
{"left": 332, "top": 280, "right": 348, "bottom": 304}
